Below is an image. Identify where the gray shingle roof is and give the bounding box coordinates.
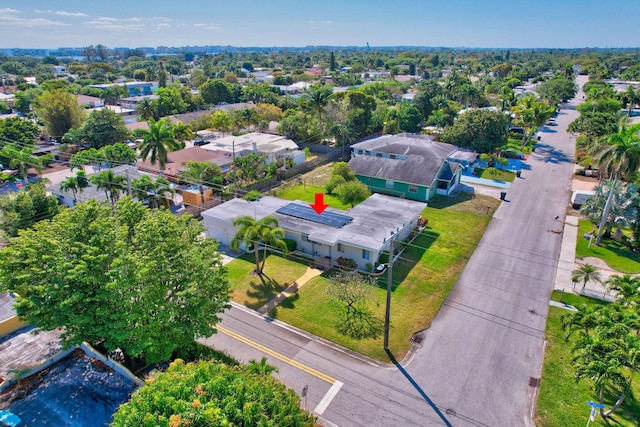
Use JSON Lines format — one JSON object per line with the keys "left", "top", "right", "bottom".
{"left": 349, "top": 134, "right": 466, "bottom": 186}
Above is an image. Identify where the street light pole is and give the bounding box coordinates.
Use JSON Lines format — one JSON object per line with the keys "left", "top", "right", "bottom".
{"left": 383, "top": 233, "right": 394, "bottom": 349}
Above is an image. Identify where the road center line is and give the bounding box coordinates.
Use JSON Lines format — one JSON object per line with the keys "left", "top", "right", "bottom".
{"left": 217, "top": 325, "right": 336, "bottom": 383}
{"left": 314, "top": 381, "right": 343, "bottom": 415}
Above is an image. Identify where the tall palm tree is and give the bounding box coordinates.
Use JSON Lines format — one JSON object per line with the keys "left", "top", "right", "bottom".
{"left": 590, "top": 122, "right": 640, "bottom": 244}
{"left": 138, "top": 119, "right": 180, "bottom": 174}
{"left": 178, "top": 161, "right": 222, "bottom": 206}
{"left": 240, "top": 108, "right": 259, "bottom": 131}
{"left": 571, "top": 263, "right": 603, "bottom": 293}
{"left": 90, "top": 169, "right": 127, "bottom": 205}
{"left": 230, "top": 215, "right": 287, "bottom": 275}
{"left": 306, "top": 85, "right": 333, "bottom": 124}
{"left": 1, "top": 144, "right": 45, "bottom": 186}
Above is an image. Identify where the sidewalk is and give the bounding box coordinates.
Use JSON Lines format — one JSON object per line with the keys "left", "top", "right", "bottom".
{"left": 256, "top": 267, "right": 323, "bottom": 315}
{"left": 555, "top": 215, "right": 615, "bottom": 301}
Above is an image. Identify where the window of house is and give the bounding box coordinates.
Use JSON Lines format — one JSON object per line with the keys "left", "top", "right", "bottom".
{"left": 368, "top": 177, "right": 373, "bottom": 182}
{"left": 386, "top": 180, "right": 394, "bottom": 189}
{"left": 409, "top": 184, "right": 418, "bottom": 193}
{"left": 362, "top": 249, "right": 370, "bottom": 260}
{"left": 390, "top": 154, "right": 397, "bottom": 159}
{"left": 337, "top": 243, "right": 344, "bottom": 253}
{"left": 302, "top": 234, "right": 309, "bottom": 242}
{"left": 375, "top": 152, "right": 382, "bottom": 157}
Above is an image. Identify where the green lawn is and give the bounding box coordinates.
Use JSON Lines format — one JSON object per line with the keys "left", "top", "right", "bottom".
{"left": 270, "top": 194, "right": 498, "bottom": 361}
{"left": 474, "top": 167, "right": 516, "bottom": 182}
{"left": 536, "top": 291, "right": 640, "bottom": 426}
{"left": 503, "top": 137, "right": 533, "bottom": 154}
{"left": 225, "top": 252, "right": 309, "bottom": 309}
{"left": 271, "top": 184, "right": 351, "bottom": 210}
{"left": 576, "top": 220, "right": 640, "bottom": 273}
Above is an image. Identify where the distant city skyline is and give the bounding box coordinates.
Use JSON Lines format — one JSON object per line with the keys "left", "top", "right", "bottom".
{"left": 1, "top": 0, "right": 638, "bottom": 50}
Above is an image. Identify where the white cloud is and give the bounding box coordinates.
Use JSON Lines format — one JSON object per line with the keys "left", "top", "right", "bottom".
{"left": 55, "top": 10, "right": 88, "bottom": 17}
{"left": 0, "top": 13, "right": 69, "bottom": 28}
{"left": 82, "top": 17, "right": 145, "bottom": 32}
{"left": 0, "top": 8, "right": 18, "bottom": 14}
{"left": 193, "top": 22, "right": 220, "bottom": 31}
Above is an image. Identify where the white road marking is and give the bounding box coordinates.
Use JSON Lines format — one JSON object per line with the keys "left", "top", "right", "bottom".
{"left": 314, "top": 380, "right": 344, "bottom": 415}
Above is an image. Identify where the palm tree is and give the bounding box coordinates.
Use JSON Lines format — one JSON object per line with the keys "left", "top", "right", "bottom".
{"left": 172, "top": 122, "right": 194, "bottom": 144}
{"left": 230, "top": 215, "right": 287, "bottom": 275}
{"left": 1, "top": 144, "right": 44, "bottom": 186}
{"left": 136, "top": 98, "right": 156, "bottom": 121}
{"left": 178, "top": 161, "right": 222, "bottom": 206}
{"left": 240, "top": 107, "right": 259, "bottom": 131}
{"left": 571, "top": 263, "right": 603, "bottom": 293}
{"left": 131, "top": 175, "right": 174, "bottom": 209}
{"left": 247, "top": 357, "right": 278, "bottom": 376}
{"left": 305, "top": 85, "right": 333, "bottom": 124}
{"left": 590, "top": 122, "right": 640, "bottom": 244}
{"left": 90, "top": 169, "right": 127, "bottom": 205}
{"left": 138, "top": 119, "right": 180, "bottom": 174}
{"left": 60, "top": 176, "right": 80, "bottom": 205}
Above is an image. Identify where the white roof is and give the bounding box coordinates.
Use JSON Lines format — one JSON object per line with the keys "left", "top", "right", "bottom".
{"left": 200, "top": 132, "right": 298, "bottom": 154}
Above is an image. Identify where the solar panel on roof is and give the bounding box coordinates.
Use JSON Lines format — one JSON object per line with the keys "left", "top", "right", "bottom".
{"left": 276, "top": 203, "right": 353, "bottom": 228}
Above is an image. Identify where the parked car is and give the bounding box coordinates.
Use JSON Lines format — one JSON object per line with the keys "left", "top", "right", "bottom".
{"left": 546, "top": 119, "right": 557, "bottom": 126}
{"left": 194, "top": 139, "right": 210, "bottom": 146}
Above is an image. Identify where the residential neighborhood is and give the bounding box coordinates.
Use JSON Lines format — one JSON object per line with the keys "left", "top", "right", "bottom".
{"left": 0, "top": 5, "right": 640, "bottom": 426}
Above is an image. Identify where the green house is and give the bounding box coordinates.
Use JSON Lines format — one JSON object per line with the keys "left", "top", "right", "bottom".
{"left": 348, "top": 134, "right": 475, "bottom": 202}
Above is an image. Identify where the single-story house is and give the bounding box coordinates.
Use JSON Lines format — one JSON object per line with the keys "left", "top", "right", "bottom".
{"left": 120, "top": 95, "right": 158, "bottom": 110}
{"left": 201, "top": 132, "right": 305, "bottom": 166}
{"left": 76, "top": 95, "right": 104, "bottom": 108}
{"left": 349, "top": 133, "right": 472, "bottom": 202}
{"left": 202, "top": 193, "right": 426, "bottom": 270}
{"left": 90, "top": 82, "right": 155, "bottom": 96}
{"left": 137, "top": 146, "right": 234, "bottom": 179}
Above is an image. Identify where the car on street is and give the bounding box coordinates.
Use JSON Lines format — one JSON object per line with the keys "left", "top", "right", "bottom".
{"left": 546, "top": 119, "right": 557, "bottom": 126}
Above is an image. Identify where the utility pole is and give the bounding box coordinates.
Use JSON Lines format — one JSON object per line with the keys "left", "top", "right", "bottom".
{"left": 383, "top": 233, "right": 394, "bottom": 349}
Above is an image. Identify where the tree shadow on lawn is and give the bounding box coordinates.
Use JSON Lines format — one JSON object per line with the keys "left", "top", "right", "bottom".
{"left": 245, "top": 272, "right": 292, "bottom": 309}
{"left": 427, "top": 193, "right": 475, "bottom": 209}
{"left": 374, "top": 230, "right": 438, "bottom": 292}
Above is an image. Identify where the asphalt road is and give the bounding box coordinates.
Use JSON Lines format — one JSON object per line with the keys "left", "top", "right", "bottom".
{"left": 204, "top": 77, "right": 587, "bottom": 426}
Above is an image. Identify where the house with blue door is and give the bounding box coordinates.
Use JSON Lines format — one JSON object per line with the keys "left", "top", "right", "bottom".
{"left": 348, "top": 133, "right": 475, "bottom": 202}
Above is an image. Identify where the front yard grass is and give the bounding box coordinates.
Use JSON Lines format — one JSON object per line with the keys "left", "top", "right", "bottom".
{"left": 270, "top": 194, "right": 499, "bottom": 361}
{"left": 535, "top": 291, "right": 640, "bottom": 426}
{"left": 225, "top": 252, "right": 308, "bottom": 309}
{"left": 576, "top": 220, "right": 640, "bottom": 273}
{"left": 474, "top": 167, "right": 516, "bottom": 182}
{"left": 270, "top": 184, "right": 351, "bottom": 210}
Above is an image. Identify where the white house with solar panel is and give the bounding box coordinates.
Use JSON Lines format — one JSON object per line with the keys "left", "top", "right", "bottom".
{"left": 201, "top": 193, "right": 426, "bottom": 270}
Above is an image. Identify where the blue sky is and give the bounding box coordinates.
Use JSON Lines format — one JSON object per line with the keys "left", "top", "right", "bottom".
{"left": 1, "top": 0, "right": 638, "bottom": 49}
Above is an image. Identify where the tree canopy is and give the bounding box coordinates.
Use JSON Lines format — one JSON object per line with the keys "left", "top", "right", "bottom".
{"left": 33, "top": 88, "right": 85, "bottom": 139}
{"left": 0, "top": 198, "right": 230, "bottom": 363}
{"left": 80, "top": 108, "right": 131, "bottom": 149}
{"left": 111, "top": 358, "right": 316, "bottom": 426}
{"left": 440, "top": 109, "right": 508, "bottom": 153}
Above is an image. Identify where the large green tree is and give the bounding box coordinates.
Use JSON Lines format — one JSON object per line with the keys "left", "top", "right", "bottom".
{"left": 537, "top": 77, "right": 577, "bottom": 103}
{"left": 111, "top": 359, "right": 315, "bottom": 426}
{"left": 131, "top": 175, "right": 175, "bottom": 209}
{"left": 0, "top": 117, "right": 39, "bottom": 145}
{"left": 199, "top": 78, "right": 234, "bottom": 105}
{"left": 0, "top": 181, "right": 61, "bottom": 239}
{"left": 81, "top": 108, "right": 130, "bottom": 149}
{"left": 0, "top": 198, "right": 230, "bottom": 363}
{"left": 0, "top": 144, "right": 47, "bottom": 185}
{"left": 33, "top": 88, "right": 85, "bottom": 139}
{"left": 440, "top": 109, "right": 508, "bottom": 154}
{"left": 336, "top": 180, "right": 371, "bottom": 208}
